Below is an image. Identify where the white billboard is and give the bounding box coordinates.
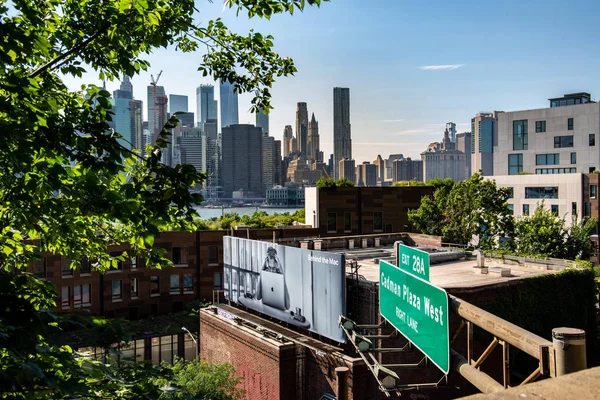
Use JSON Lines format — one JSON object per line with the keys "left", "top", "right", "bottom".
{"left": 223, "top": 237, "right": 346, "bottom": 343}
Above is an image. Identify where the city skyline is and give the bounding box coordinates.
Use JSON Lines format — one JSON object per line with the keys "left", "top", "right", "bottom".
{"left": 62, "top": 0, "right": 600, "bottom": 163}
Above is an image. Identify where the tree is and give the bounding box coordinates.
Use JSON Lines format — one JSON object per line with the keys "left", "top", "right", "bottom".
{"left": 316, "top": 177, "right": 336, "bottom": 188}
{"left": 336, "top": 178, "right": 355, "bottom": 187}
{"left": 408, "top": 173, "right": 513, "bottom": 247}
{"left": 0, "top": 0, "right": 326, "bottom": 397}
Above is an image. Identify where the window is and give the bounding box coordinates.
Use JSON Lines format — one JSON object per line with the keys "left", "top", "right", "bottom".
{"left": 567, "top": 118, "right": 573, "bottom": 130}
{"left": 590, "top": 134, "right": 596, "bottom": 146}
{"left": 61, "top": 286, "right": 70, "bottom": 309}
{"left": 535, "top": 120, "right": 546, "bottom": 133}
{"left": 150, "top": 276, "right": 160, "bottom": 296}
{"left": 170, "top": 275, "right": 180, "bottom": 295}
{"left": 585, "top": 202, "right": 591, "bottom": 218}
{"left": 590, "top": 185, "right": 597, "bottom": 199}
{"left": 572, "top": 202, "right": 577, "bottom": 217}
{"left": 173, "top": 247, "right": 188, "bottom": 265}
{"left": 590, "top": 167, "right": 596, "bottom": 173}
{"left": 208, "top": 246, "right": 218, "bottom": 264}
{"left": 81, "top": 257, "right": 91, "bottom": 275}
{"left": 554, "top": 136, "right": 574, "bottom": 148}
{"left": 374, "top": 212, "right": 383, "bottom": 231}
{"left": 112, "top": 280, "right": 122, "bottom": 301}
{"left": 551, "top": 205, "right": 559, "bottom": 215}
{"left": 131, "top": 278, "right": 139, "bottom": 298}
{"left": 523, "top": 204, "right": 530, "bottom": 216}
{"left": 185, "top": 274, "right": 195, "bottom": 293}
{"left": 507, "top": 204, "right": 514, "bottom": 215}
{"left": 327, "top": 212, "right": 336, "bottom": 233}
{"left": 109, "top": 251, "right": 123, "bottom": 271}
{"left": 344, "top": 212, "right": 351, "bottom": 232}
{"left": 525, "top": 187, "right": 559, "bottom": 199}
{"left": 61, "top": 257, "right": 72, "bottom": 277}
{"left": 571, "top": 152, "right": 577, "bottom": 164}
{"left": 506, "top": 187, "right": 514, "bottom": 199}
{"left": 513, "top": 120, "right": 528, "bottom": 150}
{"left": 211, "top": 273, "right": 220, "bottom": 290}
{"left": 535, "top": 168, "right": 576, "bottom": 174}
{"left": 33, "top": 257, "right": 46, "bottom": 279}
{"left": 74, "top": 284, "right": 91, "bottom": 306}
{"left": 536, "top": 154, "right": 560, "bottom": 165}
{"left": 508, "top": 154, "right": 523, "bottom": 175}
{"left": 131, "top": 255, "right": 137, "bottom": 269}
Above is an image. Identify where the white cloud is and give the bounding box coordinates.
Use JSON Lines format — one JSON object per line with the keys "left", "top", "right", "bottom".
{"left": 419, "top": 64, "right": 465, "bottom": 71}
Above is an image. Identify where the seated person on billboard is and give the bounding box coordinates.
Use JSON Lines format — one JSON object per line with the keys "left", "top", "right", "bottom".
{"left": 256, "top": 246, "right": 290, "bottom": 310}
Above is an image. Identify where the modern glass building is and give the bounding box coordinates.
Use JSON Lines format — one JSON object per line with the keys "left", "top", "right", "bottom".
{"left": 219, "top": 80, "right": 239, "bottom": 131}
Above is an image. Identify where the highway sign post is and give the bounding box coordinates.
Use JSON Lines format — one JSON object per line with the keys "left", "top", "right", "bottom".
{"left": 379, "top": 260, "right": 449, "bottom": 374}
{"left": 396, "top": 242, "right": 430, "bottom": 281}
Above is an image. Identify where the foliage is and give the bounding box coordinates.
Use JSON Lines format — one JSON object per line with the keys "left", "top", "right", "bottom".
{"left": 0, "top": 0, "right": 325, "bottom": 397}
{"left": 205, "top": 209, "right": 306, "bottom": 230}
{"left": 316, "top": 177, "right": 336, "bottom": 188}
{"left": 336, "top": 178, "right": 355, "bottom": 187}
{"left": 408, "top": 173, "right": 513, "bottom": 247}
{"left": 512, "top": 202, "right": 596, "bottom": 260}
{"left": 393, "top": 180, "right": 428, "bottom": 186}
{"left": 153, "top": 358, "right": 244, "bottom": 400}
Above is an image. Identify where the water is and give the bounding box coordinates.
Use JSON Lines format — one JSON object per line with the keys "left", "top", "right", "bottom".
{"left": 195, "top": 206, "right": 302, "bottom": 220}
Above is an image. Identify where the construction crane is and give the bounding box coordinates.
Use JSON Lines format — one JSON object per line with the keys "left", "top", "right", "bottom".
{"left": 150, "top": 70, "right": 163, "bottom": 144}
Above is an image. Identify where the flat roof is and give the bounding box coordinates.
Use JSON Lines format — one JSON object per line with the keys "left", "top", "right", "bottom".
{"left": 340, "top": 246, "right": 561, "bottom": 289}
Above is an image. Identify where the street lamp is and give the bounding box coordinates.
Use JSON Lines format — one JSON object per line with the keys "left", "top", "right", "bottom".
{"left": 181, "top": 326, "right": 198, "bottom": 359}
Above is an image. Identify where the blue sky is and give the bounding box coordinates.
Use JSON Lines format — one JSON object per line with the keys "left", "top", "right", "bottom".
{"left": 66, "top": 0, "right": 600, "bottom": 162}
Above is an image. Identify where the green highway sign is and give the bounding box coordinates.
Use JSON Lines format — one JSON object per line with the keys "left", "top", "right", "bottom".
{"left": 379, "top": 260, "right": 449, "bottom": 374}
{"left": 396, "top": 242, "right": 430, "bottom": 281}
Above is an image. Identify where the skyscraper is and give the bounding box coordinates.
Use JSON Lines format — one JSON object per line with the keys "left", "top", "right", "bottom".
{"left": 113, "top": 78, "right": 134, "bottom": 150}
{"left": 178, "top": 128, "right": 207, "bottom": 191}
{"left": 338, "top": 158, "right": 356, "bottom": 184}
{"left": 296, "top": 102, "right": 308, "bottom": 156}
{"left": 307, "top": 113, "right": 320, "bottom": 161}
{"left": 446, "top": 122, "right": 457, "bottom": 143}
{"left": 169, "top": 94, "right": 188, "bottom": 114}
{"left": 283, "top": 125, "right": 294, "bottom": 156}
{"left": 129, "top": 100, "right": 143, "bottom": 154}
{"left": 456, "top": 132, "right": 472, "bottom": 178}
{"left": 147, "top": 84, "right": 168, "bottom": 143}
{"left": 256, "top": 108, "right": 269, "bottom": 135}
{"left": 471, "top": 112, "right": 499, "bottom": 176}
{"left": 221, "top": 124, "right": 263, "bottom": 197}
{"left": 262, "top": 134, "right": 274, "bottom": 195}
{"left": 273, "top": 140, "right": 283, "bottom": 186}
{"left": 333, "top": 87, "right": 351, "bottom": 179}
{"left": 196, "top": 85, "right": 217, "bottom": 129}
{"left": 373, "top": 155, "right": 385, "bottom": 183}
{"left": 220, "top": 80, "right": 239, "bottom": 130}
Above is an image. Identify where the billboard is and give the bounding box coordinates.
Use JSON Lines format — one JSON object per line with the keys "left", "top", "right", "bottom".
{"left": 223, "top": 236, "right": 346, "bottom": 342}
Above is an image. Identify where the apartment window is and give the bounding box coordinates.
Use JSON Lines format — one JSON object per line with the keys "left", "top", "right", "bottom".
{"left": 74, "top": 284, "right": 91, "bottom": 307}
{"left": 185, "top": 274, "right": 195, "bottom": 293}
{"left": 525, "top": 187, "right": 559, "bottom": 199}
{"left": 535, "top": 120, "right": 546, "bottom": 133}
{"left": 208, "top": 246, "right": 218, "bottom": 264}
{"left": 112, "top": 280, "right": 122, "bottom": 301}
{"left": 585, "top": 202, "right": 591, "bottom": 218}
{"left": 590, "top": 134, "right": 596, "bottom": 146}
{"left": 554, "top": 136, "right": 574, "bottom": 148}
{"left": 551, "top": 205, "right": 559, "bottom": 215}
{"left": 61, "top": 257, "right": 72, "bottom": 277}
{"left": 570, "top": 152, "right": 577, "bottom": 164}
{"left": 374, "top": 212, "right": 383, "bottom": 231}
{"left": 212, "top": 273, "right": 220, "bottom": 290}
{"left": 33, "top": 258, "right": 46, "bottom": 279}
{"left": 109, "top": 251, "right": 123, "bottom": 271}
{"left": 567, "top": 118, "right": 573, "bottom": 131}
{"left": 572, "top": 202, "right": 577, "bottom": 217}
{"left": 523, "top": 204, "right": 530, "bottom": 216}
{"left": 508, "top": 154, "right": 523, "bottom": 175}
{"left": 150, "top": 276, "right": 160, "bottom": 297}
{"left": 506, "top": 187, "right": 514, "bottom": 199}
{"left": 513, "top": 120, "right": 528, "bottom": 150}
{"left": 61, "top": 286, "right": 70, "bottom": 309}
{"left": 131, "top": 255, "right": 137, "bottom": 269}
{"left": 536, "top": 154, "right": 560, "bottom": 166}
{"left": 170, "top": 275, "right": 180, "bottom": 295}
{"left": 327, "top": 212, "right": 336, "bottom": 233}
{"left": 80, "top": 257, "right": 91, "bottom": 275}
{"left": 172, "top": 247, "right": 188, "bottom": 266}
{"left": 344, "top": 212, "right": 352, "bottom": 232}
{"left": 590, "top": 185, "right": 597, "bottom": 199}
{"left": 507, "top": 204, "right": 514, "bottom": 215}
{"left": 131, "top": 278, "right": 139, "bottom": 298}
{"left": 536, "top": 168, "right": 576, "bottom": 174}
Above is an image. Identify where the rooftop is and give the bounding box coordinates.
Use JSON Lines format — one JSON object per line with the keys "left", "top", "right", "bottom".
{"left": 339, "top": 245, "right": 564, "bottom": 289}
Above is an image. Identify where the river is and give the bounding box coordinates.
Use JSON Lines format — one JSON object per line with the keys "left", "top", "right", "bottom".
{"left": 195, "top": 206, "right": 303, "bottom": 220}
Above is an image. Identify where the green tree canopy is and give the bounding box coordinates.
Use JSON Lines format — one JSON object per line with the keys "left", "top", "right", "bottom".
{"left": 316, "top": 177, "right": 336, "bottom": 188}
{"left": 0, "top": 0, "right": 326, "bottom": 397}
{"left": 335, "top": 178, "right": 355, "bottom": 187}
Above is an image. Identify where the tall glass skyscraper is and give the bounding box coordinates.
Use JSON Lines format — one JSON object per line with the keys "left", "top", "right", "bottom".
{"left": 333, "top": 87, "right": 351, "bottom": 179}
{"left": 169, "top": 94, "right": 188, "bottom": 114}
{"left": 196, "top": 85, "right": 217, "bottom": 129}
{"left": 220, "top": 80, "right": 239, "bottom": 131}
{"left": 255, "top": 107, "right": 269, "bottom": 135}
